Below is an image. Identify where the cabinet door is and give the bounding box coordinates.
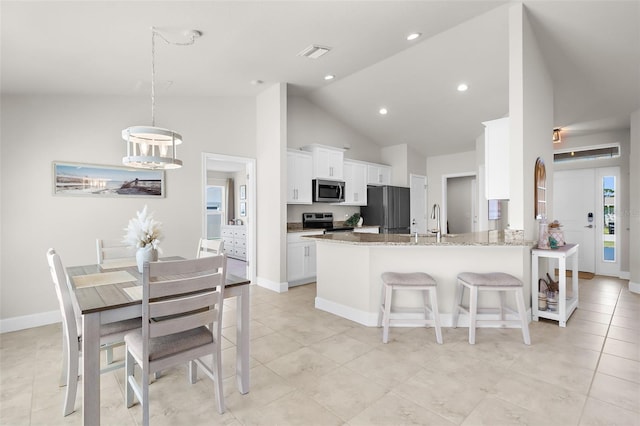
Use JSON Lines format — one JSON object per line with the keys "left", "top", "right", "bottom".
{"left": 367, "top": 164, "right": 391, "bottom": 185}
{"left": 287, "top": 152, "right": 313, "bottom": 204}
{"left": 313, "top": 147, "right": 344, "bottom": 179}
{"left": 287, "top": 242, "right": 307, "bottom": 282}
{"left": 483, "top": 117, "right": 510, "bottom": 199}
{"left": 305, "top": 242, "right": 317, "bottom": 277}
{"left": 343, "top": 161, "right": 367, "bottom": 205}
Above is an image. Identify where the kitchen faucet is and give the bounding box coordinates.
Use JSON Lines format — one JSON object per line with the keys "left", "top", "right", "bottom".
{"left": 431, "top": 203, "right": 441, "bottom": 242}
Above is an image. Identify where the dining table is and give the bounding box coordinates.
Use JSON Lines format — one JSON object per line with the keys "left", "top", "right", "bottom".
{"left": 67, "top": 256, "right": 250, "bottom": 426}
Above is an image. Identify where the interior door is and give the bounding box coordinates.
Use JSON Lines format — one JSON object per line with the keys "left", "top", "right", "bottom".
{"left": 553, "top": 169, "right": 596, "bottom": 273}
{"left": 410, "top": 174, "right": 427, "bottom": 234}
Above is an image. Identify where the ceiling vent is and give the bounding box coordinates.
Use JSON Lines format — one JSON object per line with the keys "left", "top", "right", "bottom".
{"left": 554, "top": 143, "right": 620, "bottom": 163}
{"left": 297, "top": 44, "right": 332, "bottom": 59}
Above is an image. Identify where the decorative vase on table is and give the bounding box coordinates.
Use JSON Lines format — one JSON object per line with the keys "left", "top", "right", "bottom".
{"left": 136, "top": 246, "right": 158, "bottom": 273}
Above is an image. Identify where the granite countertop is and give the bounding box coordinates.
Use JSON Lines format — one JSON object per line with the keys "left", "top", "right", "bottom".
{"left": 303, "top": 230, "right": 536, "bottom": 247}
{"left": 287, "top": 222, "right": 380, "bottom": 233}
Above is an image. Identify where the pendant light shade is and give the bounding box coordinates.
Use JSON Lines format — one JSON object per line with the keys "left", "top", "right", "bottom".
{"left": 122, "top": 27, "right": 200, "bottom": 170}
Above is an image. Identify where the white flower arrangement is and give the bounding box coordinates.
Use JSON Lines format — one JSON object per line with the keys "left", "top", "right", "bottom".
{"left": 123, "top": 205, "right": 162, "bottom": 250}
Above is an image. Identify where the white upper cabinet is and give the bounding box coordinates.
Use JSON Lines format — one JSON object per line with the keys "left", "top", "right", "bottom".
{"left": 483, "top": 117, "right": 510, "bottom": 200}
{"left": 301, "top": 144, "right": 345, "bottom": 180}
{"left": 366, "top": 163, "right": 392, "bottom": 185}
{"left": 342, "top": 160, "right": 368, "bottom": 206}
{"left": 287, "top": 150, "right": 313, "bottom": 204}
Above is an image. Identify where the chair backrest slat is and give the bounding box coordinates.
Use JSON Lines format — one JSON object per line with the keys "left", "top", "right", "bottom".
{"left": 149, "top": 273, "right": 222, "bottom": 299}
{"left": 150, "top": 309, "right": 217, "bottom": 338}
{"left": 149, "top": 291, "right": 220, "bottom": 318}
{"left": 96, "top": 238, "right": 135, "bottom": 264}
{"left": 196, "top": 238, "right": 224, "bottom": 258}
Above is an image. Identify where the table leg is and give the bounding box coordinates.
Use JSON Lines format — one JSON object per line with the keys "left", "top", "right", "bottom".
{"left": 82, "top": 313, "right": 101, "bottom": 425}
{"left": 558, "top": 255, "right": 567, "bottom": 327}
{"left": 236, "top": 285, "right": 250, "bottom": 394}
{"left": 572, "top": 249, "right": 579, "bottom": 307}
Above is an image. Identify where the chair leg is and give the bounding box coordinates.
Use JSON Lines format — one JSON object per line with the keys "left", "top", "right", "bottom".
{"left": 452, "top": 280, "right": 464, "bottom": 328}
{"left": 59, "top": 331, "right": 68, "bottom": 387}
{"left": 125, "top": 350, "right": 135, "bottom": 408}
{"left": 498, "top": 290, "right": 506, "bottom": 324}
{"left": 188, "top": 360, "right": 197, "bottom": 384}
{"left": 213, "top": 349, "right": 225, "bottom": 414}
{"left": 468, "top": 286, "right": 478, "bottom": 344}
{"left": 382, "top": 284, "right": 393, "bottom": 343}
{"left": 142, "top": 363, "right": 150, "bottom": 426}
{"left": 62, "top": 333, "right": 78, "bottom": 416}
{"left": 377, "top": 283, "right": 386, "bottom": 328}
{"left": 428, "top": 288, "right": 443, "bottom": 344}
{"left": 515, "top": 288, "right": 531, "bottom": 345}
{"left": 105, "top": 347, "right": 114, "bottom": 365}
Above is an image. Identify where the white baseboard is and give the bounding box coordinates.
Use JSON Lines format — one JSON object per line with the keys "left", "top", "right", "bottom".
{"left": 315, "top": 297, "right": 378, "bottom": 326}
{"left": 314, "top": 297, "right": 532, "bottom": 328}
{"left": 619, "top": 271, "right": 630, "bottom": 280}
{"left": 629, "top": 280, "right": 640, "bottom": 294}
{"left": 0, "top": 310, "right": 61, "bottom": 334}
{"left": 256, "top": 276, "right": 288, "bottom": 293}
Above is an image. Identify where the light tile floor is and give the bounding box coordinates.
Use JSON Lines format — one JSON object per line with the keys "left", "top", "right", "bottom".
{"left": 1, "top": 276, "right": 638, "bottom": 425}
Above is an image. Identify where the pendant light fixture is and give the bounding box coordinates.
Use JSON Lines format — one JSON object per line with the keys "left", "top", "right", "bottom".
{"left": 122, "top": 27, "right": 201, "bottom": 170}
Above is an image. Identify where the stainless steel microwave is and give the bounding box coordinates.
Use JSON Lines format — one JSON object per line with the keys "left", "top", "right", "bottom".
{"left": 312, "top": 179, "right": 345, "bottom": 203}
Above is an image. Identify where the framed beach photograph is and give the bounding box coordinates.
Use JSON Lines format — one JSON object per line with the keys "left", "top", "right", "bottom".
{"left": 53, "top": 161, "right": 165, "bottom": 198}
{"left": 240, "top": 184, "right": 246, "bottom": 200}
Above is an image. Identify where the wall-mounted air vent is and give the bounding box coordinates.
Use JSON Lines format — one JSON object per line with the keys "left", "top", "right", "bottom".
{"left": 554, "top": 143, "right": 620, "bottom": 163}
{"left": 297, "top": 44, "right": 332, "bottom": 59}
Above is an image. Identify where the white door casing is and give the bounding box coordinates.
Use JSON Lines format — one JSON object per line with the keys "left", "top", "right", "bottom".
{"left": 410, "top": 174, "right": 427, "bottom": 234}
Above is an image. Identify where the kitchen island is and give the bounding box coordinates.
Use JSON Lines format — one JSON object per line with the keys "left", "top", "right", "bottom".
{"left": 305, "top": 231, "right": 535, "bottom": 327}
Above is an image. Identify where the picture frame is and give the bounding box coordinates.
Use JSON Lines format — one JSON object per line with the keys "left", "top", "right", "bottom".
{"left": 53, "top": 161, "right": 165, "bottom": 198}
{"left": 240, "top": 184, "right": 246, "bottom": 200}
{"left": 240, "top": 202, "right": 246, "bottom": 217}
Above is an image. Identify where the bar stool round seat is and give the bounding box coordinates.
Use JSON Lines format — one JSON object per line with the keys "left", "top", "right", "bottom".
{"left": 452, "top": 272, "right": 530, "bottom": 345}
{"left": 378, "top": 272, "right": 443, "bottom": 344}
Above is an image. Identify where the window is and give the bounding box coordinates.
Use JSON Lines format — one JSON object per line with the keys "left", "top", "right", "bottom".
{"left": 534, "top": 157, "right": 546, "bottom": 220}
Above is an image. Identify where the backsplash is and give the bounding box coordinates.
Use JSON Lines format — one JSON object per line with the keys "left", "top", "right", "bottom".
{"left": 287, "top": 204, "right": 361, "bottom": 225}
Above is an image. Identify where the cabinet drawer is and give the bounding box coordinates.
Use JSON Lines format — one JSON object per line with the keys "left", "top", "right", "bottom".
{"left": 233, "top": 229, "right": 246, "bottom": 238}
{"left": 221, "top": 228, "right": 234, "bottom": 237}
{"left": 234, "top": 239, "right": 246, "bottom": 248}
{"left": 222, "top": 237, "right": 234, "bottom": 247}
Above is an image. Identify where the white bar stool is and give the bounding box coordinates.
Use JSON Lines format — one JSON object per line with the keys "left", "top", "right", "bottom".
{"left": 378, "top": 272, "right": 443, "bottom": 344}
{"left": 452, "top": 272, "right": 531, "bottom": 345}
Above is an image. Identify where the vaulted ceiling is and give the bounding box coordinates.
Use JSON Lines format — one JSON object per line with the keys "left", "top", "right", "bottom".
{"left": 2, "top": 1, "right": 638, "bottom": 157}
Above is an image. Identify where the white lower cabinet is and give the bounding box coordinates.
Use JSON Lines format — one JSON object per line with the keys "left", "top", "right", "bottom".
{"left": 221, "top": 225, "right": 246, "bottom": 260}
{"left": 287, "top": 231, "right": 322, "bottom": 286}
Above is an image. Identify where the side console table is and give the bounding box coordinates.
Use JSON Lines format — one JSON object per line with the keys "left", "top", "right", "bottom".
{"left": 531, "top": 243, "right": 579, "bottom": 327}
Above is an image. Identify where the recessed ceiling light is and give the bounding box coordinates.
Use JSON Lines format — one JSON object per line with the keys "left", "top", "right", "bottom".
{"left": 457, "top": 83, "right": 469, "bottom": 92}
{"left": 379, "top": 108, "right": 388, "bottom": 115}
{"left": 250, "top": 80, "right": 264, "bottom": 85}
{"left": 324, "top": 74, "right": 335, "bottom": 81}
{"left": 406, "top": 32, "right": 421, "bottom": 41}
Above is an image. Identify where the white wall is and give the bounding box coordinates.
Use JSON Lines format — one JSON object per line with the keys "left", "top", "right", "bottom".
{"left": 287, "top": 96, "right": 382, "bottom": 163}
{"left": 0, "top": 94, "right": 255, "bottom": 329}
{"left": 509, "top": 4, "right": 554, "bottom": 240}
{"left": 426, "top": 150, "right": 476, "bottom": 231}
{"left": 256, "top": 84, "right": 288, "bottom": 292}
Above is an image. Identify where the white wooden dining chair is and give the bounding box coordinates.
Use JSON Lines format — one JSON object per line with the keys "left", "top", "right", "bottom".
{"left": 96, "top": 238, "right": 135, "bottom": 264}
{"left": 124, "top": 255, "right": 227, "bottom": 426}
{"left": 196, "top": 238, "right": 224, "bottom": 258}
{"left": 46, "top": 248, "right": 141, "bottom": 416}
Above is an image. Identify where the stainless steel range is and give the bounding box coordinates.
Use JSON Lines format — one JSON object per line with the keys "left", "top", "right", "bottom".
{"left": 302, "top": 212, "right": 354, "bottom": 233}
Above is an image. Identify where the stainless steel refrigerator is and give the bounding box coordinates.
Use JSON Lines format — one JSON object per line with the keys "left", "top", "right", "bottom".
{"left": 360, "top": 185, "right": 410, "bottom": 234}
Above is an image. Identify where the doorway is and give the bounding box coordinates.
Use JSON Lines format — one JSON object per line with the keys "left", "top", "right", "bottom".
{"left": 553, "top": 167, "right": 619, "bottom": 276}
{"left": 443, "top": 173, "right": 477, "bottom": 234}
{"left": 202, "top": 153, "right": 256, "bottom": 282}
